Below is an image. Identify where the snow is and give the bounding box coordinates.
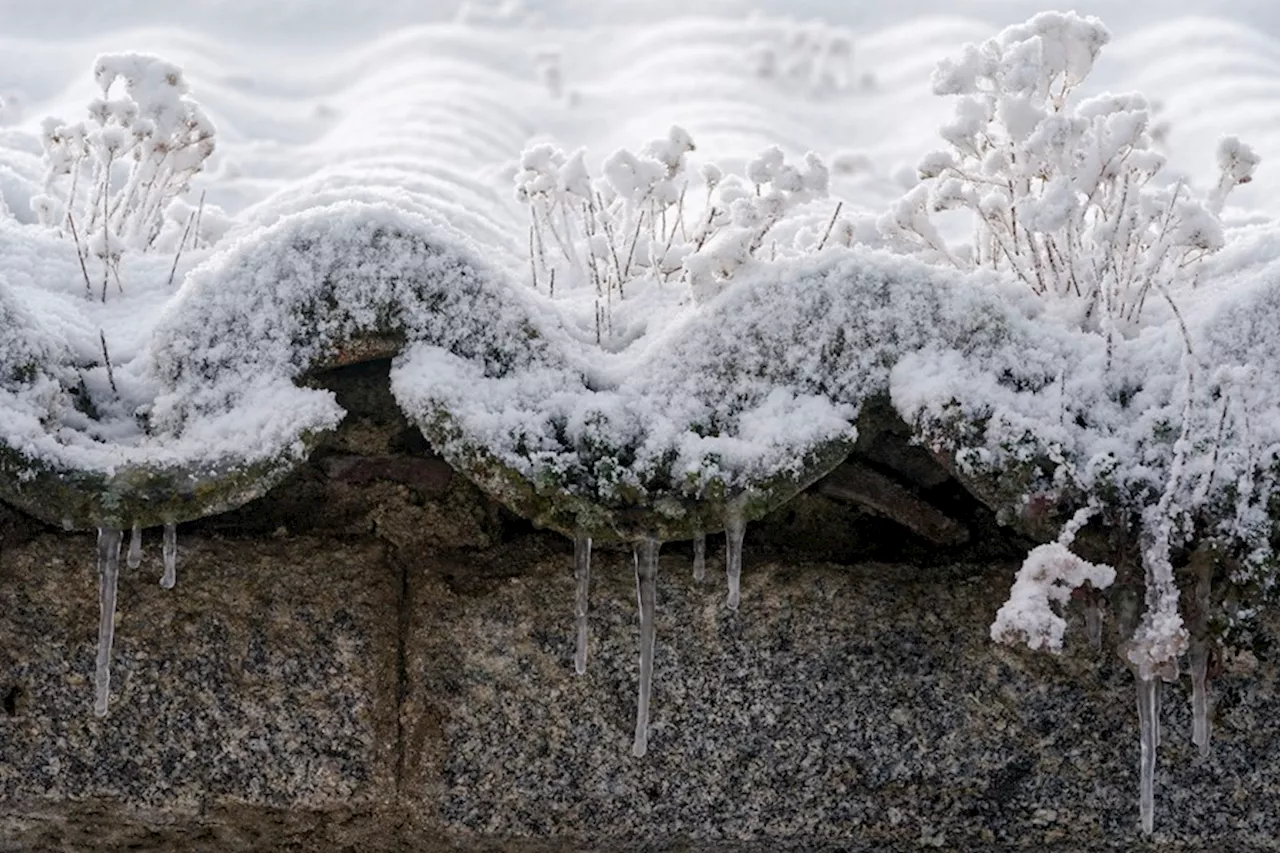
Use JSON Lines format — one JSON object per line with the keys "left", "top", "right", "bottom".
{"left": 4, "top": 8, "right": 1280, "bottom": 539}
{"left": 3, "top": 0, "right": 1280, "bottom": 833}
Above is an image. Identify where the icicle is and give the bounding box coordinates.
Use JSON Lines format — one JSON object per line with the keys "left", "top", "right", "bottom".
{"left": 724, "top": 508, "right": 745, "bottom": 611}
{"left": 692, "top": 531, "right": 706, "bottom": 582}
{"left": 126, "top": 523, "right": 142, "bottom": 570}
{"left": 161, "top": 522, "right": 177, "bottom": 589}
{"left": 1136, "top": 675, "right": 1160, "bottom": 835}
{"left": 1086, "top": 600, "right": 1102, "bottom": 650}
{"left": 94, "top": 527, "right": 124, "bottom": 717}
{"left": 1154, "top": 671, "right": 1162, "bottom": 748}
{"left": 573, "top": 533, "right": 592, "bottom": 676}
{"left": 1187, "top": 637, "right": 1208, "bottom": 758}
{"left": 1190, "top": 555, "right": 1212, "bottom": 758}
{"left": 632, "top": 537, "right": 660, "bottom": 758}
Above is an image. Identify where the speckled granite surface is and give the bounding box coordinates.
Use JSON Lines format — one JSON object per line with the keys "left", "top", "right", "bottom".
{"left": 405, "top": 541, "right": 1280, "bottom": 851}
{"left": 4, "top": 525, "right": 1276, "bottom": 851}
{"left": 0, "top": 534, "right": 401, "bottom": 848}
{"left": 2, "top": 362, "right": 1279, "bottom": 851}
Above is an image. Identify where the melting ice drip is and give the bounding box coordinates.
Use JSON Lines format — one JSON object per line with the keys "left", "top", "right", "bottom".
{"left": 91, "top": 522, "right": 180, "bottom": 715}
{"left": 1136, "top": 675, "right": 1161, "bottom": 835}
{"left": 1131, "top": 558, "right": 1215, "bottom": 834}
{"left": 692, "top": 531, "right": 706, "bottom": 582}
{"left": 127, "top": 523, "right": 142, "bottom": 569}
{"left": 1085, "top": 600, "right": 1102, "bottom": 650}
{"left": 1189, "top": 561, "right": 1212, "bottom": 759}
{"left": 162, "top": 522, "right": 178, "bottom": 589}
{"left": 725, "top": 511, "right": 745, "bottom": 611}
{"left": 572, "top": 513, "right": 750, "bottom": 757}
{"left": 574, "top": 534, "right": 591, "bottom": 675}
{"left": 632, "top": 537, "right": 659, "bottom": 758}
{"left": 93, "top": 528, "right": 123, "bottom": 717}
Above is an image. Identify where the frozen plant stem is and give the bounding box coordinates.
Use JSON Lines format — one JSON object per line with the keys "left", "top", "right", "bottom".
{"left": 99, "top": 331, "right": 118, "bottom": 397}
{"left": 166, "top": 209, "right": 196, "bottom": 288}
{"left": 573, "top": 533, "right": 592, "bottom": 675}
{"left": 725, "top": 509, "right": 746, "bottom": 611}
{"left": 161, "top": 522, "right": 177, "bottom": 589}
{"left": 1137, "top": 675, "right": 1160, "bottom": 835}
{"left": 127, "top": 523, "right": 142, "bottom": 570}
{"left": 94, "top": 528, "right": 123, "bottom": 717}
{"left": 692, "top": 531, "right": 706, "bottom": 582}
{"left": 633, "top": 537, "right": 660, "bottom": 757}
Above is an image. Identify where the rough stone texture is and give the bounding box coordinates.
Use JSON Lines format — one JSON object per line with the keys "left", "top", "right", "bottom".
{"left": 3, "top": 365, "right": 1280, "bottom": 851}
{"left": 4, "top": 525, "right": 1280, "bottom": 851}
{"left": 0, "top": 535, "right": 400, "bottom": 850}
{"left": 405, "top": 542, "right": 1280, "bottom": 852}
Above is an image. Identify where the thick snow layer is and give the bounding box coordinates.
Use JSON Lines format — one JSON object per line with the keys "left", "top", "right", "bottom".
{"left": 0, "top": 5, "right": 1275, "bottom": 541}
{"left": 0, "top": 3, "right": 1277, "bottom": 534}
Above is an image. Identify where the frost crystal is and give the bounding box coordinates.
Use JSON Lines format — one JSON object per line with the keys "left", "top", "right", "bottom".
{"left": 990, "top": 508, "right": 1116, "bottom": 652}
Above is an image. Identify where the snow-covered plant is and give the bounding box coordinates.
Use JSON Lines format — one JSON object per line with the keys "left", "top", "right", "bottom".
{"left": 881, "top": 10, "right": 1261, "bottom": 665}
{"left": 517, "top": 127, "right": 694, "bottom": 339}
{"left": 990, "top": 505, "right": 1115, "bottom": 652}
{"left": 684, "top": 146, "right": 830, "bottom": 302}
{"left": 881, "top": 11, "right": 1257, "bottom": 336}
{"left": 750, "top": 21, "right": 855, "bottom": 93}
{"left": 881, "top": 13, "right": 1264, "bottom": 833}
{"left": 32, "top": 53, "right": 216, "bottom": 298}
{"left": 517, "top": 130, "right": 834, "bottom": 333}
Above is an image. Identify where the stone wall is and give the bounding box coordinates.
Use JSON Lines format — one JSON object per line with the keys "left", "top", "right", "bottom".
{"left": 2, "top": 365, "right": 1278, "bottom": 852}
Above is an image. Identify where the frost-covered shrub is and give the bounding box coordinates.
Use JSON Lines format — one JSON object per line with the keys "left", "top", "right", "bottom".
{"left": 875, "top": 11, "right": 1263, "bottom": 673}
{"left": 684, "top": 146, "right": 830, "bottom": 302}
{"left": 516, "top": 129, "right": 694, "bottom": 339}
{"left": 33, "top": 53, "right": 215, "bottom": 297}
{"left": 881, "top": 12, "right": 1257, "bottom": 336}
{"left": 516, "top": 128, "right": 833, "bottom": 335}
{"left": 874, "top": 13, "right": 1270, "bottom": 832}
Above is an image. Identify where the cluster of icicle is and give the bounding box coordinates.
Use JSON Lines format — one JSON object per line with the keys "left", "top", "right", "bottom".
{"left": 571, "top": 507, "right": 1216, "bottom": 839}
{"left": 1082, "top": 555, "right": 1214, "bottom": 836}
{"left": 573, "top": 507, "right": 746, "bottom": 757}
{"left": 86, "top": 506, "right": 1215, "bottom": 839}
{"left": 92, "top": 522, "right": 179, "bottom": 717}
